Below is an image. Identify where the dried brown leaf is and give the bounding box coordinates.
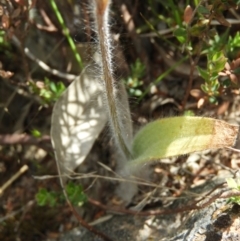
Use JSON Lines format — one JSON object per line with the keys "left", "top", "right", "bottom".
{"left": 51, "top": 64, "right": 107, "bottom": 174}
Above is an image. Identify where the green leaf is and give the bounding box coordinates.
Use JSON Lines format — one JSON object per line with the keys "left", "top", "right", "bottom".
{"left": 31, "top": 129, "right": 42, "bottom": 138}
{"left": 227, "top": 32, "right": 240, "bottom": 53}
{"left": 50, "top": 81, "right": 57, "bottom": 93}
{"left": 184, "top": 110, "right": 195, "bottom": 116}
{"left": 213, "top": 53, "right": 227, "bottom": 71}
{"left": 173, "top": 27, "right": 187, "bottom": 43}
{"left": 209, "top": 96, "right": 218, "bottom": 103}
{"left": 197, "top": 67, "right": 209, "bottom": 80}
{"left": 197, "top": 5, "right": 210, "bottom": 14}
{"left": 66, "top": 182, "right": 87, "bottom": 206}
{"left": 228, "top": 196, "right": 240, "bottom": 205}
{"left": 211, "top": 82, "right": 220, "bottom": 92}
{"left": 35, "top": 188, "right": 57, "bottom": 207}
{"left": 209, "top": 76, "right": 219, "bottom": 82}
{"left": 127, "top": 116, "right": 238, "bottom": 169}
{"left": 189, "top": 21, "right": 208, "bottom": 37}
{"left": 207, "top": 51, "right": 227, "bottom": 77}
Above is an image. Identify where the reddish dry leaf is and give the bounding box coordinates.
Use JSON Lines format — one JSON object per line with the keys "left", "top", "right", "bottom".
{"left": 14, "top": 20, "right": 21, "bottom": 27}
{"left": 14, "top": 0, "right": 26, "bottom": 6}
{"left": 7, "top": 27, "right": 14, "bottom": 38}
{"left": 2, "top": 14, "right": 10, "bottom": 29}
{"left": 0, "top": 6, "right": 4, "bottom": 16}
{"left": 231, "top": 58, "right": 240, "bottom": 69}
{"left": 46, "top": 232, "right": 60, "bottom": 239}
{"left": 217, "top": 101, "right": 230, "bottom": 115}
{"left": 30, "top": 0, "right": 37, "bottom": 9}
{"left": 0, "top": 70, "right": 14, "bottom": 78}
{"left": 184, "top": 5, "right": 193, "bottom": 24}
{"left": 229, "top": 73, "right": 238, "bottom": 84}
{"left": 11, "top": 8, "right": 21, "bottom": 19}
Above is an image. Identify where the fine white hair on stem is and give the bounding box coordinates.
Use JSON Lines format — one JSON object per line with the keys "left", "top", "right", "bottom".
{"left": 92, "top": 0, "right": 132, "bottom": 161}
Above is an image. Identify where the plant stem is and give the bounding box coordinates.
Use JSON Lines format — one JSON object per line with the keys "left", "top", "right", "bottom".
{"left": 93, "top": 0, "right": 132, "bottom": 160}
{"left": 49, "top": 0, "right": 83, "bottom": 69}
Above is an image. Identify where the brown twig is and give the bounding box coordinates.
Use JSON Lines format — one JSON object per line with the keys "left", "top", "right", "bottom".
{"left": 34, "top": 8, "right": 58, "bottom": 32}
{"left": 0, "top": 134, "right": 50, "bottom": 145}
{"left": 0, "top": 134, "right": 52, "bottom": 152}
{"left": 66, "top": 198, "right": 115, "bottom": 241}
{"left": 181, "top": 44, "right": 202, "bottom": 110}
{"left": 88, "top": 183, "right": 236, "bottom": 217}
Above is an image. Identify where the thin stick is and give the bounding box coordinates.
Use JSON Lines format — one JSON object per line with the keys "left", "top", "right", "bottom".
{"left": 0, "top": 200, "right": 35, "bottom": 223}
{"left": 11, "top": 35, "right": 77, "bottom": 81}
{"left": 0, "top": 134, "right": 51, "bottom": 145}
{"left": 0, "top": 165, "right": 28, "bottom": 195}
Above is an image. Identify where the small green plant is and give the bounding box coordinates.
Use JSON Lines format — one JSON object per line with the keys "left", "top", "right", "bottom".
{"left": 36, "top": 182, "right": 87, "bottom": 207}
{"left": 65, "top": 182, "right": 87, "bottom": 206}
{"left": 226, "top": 178, "right": 240, "bottom": 205}
{"left": 198, "top": 51, "right": 227, "bottom": 103}
{"left": 227, "top": 32, "right": 240, "bottom": 57}
{"left": 36, "top": 188, "right": 58, "bottom": 207}
{"left": 30, "top": 78, "right": 65, "bottom": 105}
{"left": 124, "top": 59, "right": 145, "bottom": 97}
{"left": 0, "top": 30, "right": 8, "bottom": 46}
{"left": 171, "top": 1, "right": 240, "bottom": 103}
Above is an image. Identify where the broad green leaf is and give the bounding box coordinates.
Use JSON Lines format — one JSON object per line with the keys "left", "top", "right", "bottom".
{"left": 128, "top": 116, "right": 238, "bottom": 168}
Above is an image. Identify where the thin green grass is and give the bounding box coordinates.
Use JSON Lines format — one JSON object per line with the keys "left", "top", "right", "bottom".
{"left": 49, "top": 0, "right": 83, "bottom": 69}
{"left": 138, "top": 56, "right": 188, "bottom": 102}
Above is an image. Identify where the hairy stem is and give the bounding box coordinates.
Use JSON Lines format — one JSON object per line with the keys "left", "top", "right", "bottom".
{"left": 93, "top": 0, "right": 132, "bottom": 160}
